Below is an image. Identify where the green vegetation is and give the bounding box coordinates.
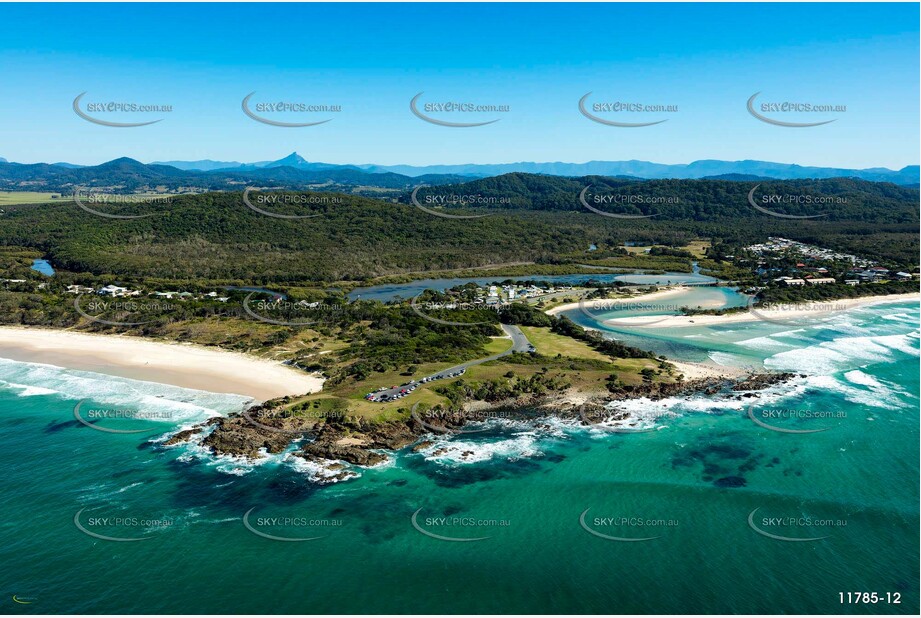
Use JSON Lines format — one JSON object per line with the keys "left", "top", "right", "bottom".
{"left": 1, "top": 172, "right": 917, "bottom": 421}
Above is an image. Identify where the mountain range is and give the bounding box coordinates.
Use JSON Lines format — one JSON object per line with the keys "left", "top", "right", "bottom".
{"left": 147, "top": 153, "right": 919, "bottom": 185}
{"left": 1, "top": 153, "right": 917, "bottom": 191}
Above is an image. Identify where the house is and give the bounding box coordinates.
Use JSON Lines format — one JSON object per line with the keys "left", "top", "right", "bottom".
{"left": 844, "top": 280, "right": 860, "bottom": 286}
{"left": 895, "top": 272, "right": 912, "bottom": 281}
{"left": 98, "top": 285, "right": 128, "bottom": 296}
{"left": 782, "top": 279, "right": 806, "bottom": 286}
{"left": 65, "top": 284, "right": 94, "bottom": 294}
{"left": 807, "top": 278, "right": 836, "bottom": 285}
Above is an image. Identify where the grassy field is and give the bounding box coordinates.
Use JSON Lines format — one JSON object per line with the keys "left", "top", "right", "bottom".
{"left": 0, "top": 192, "right": 70, "bottom": 206}
{"left": 518, "top": 326, "right": 610, "bottom": 362}
{"left": 681, "top": 239, "right": 711, "bottom": 258}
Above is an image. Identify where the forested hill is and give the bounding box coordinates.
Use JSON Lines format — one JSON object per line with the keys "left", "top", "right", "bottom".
{"left": 1, "top": 179, "right": 917, "bottom": 283}
{"left": 406, "top": 174, "right": 919, "bottom": 222}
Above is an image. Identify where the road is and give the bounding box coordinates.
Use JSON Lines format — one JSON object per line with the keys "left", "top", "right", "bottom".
{"left": 367, "top": 324, "right": 533, "bottom": 403}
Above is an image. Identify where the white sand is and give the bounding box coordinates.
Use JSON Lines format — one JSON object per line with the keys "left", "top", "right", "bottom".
{"left": 0, "top": 327, "right": 324, "bottom": 401}
{"left": 545, "top": 286, "right": 690, "bottom": 316}
{"left": 610, "top": 293, "right": 920, "bottom": 328}
{"left": 668, "top": 360, "right": 747, "bottom": 380}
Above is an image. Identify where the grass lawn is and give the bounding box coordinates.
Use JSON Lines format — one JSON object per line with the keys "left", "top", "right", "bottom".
{"left": 680, "top": 239, "right": 711, "bottom": 258}
{"left": 518, "top": 326, "right": 610, "bottom": 362}
{"left": 0, "top": 192, "right": 70, "bottom": 206}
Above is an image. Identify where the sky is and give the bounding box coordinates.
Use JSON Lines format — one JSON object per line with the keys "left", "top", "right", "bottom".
{"left": 0, "top": 2, "right": 918, "bottom": 169}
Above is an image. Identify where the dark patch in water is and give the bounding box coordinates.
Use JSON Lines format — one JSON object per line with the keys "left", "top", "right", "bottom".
{"left": 405, "top": 454, "right": 543, "bottom": 488}
{"left": 44, "top": 419, "right": 85, "bottom": 433}
{"left": 672, "top": 432, "right": 764, "bottom": 486}
{"left": 162, "top": 458, "right": 321, "bottom": 514}
{"left": 388, "top": 479, "right": 408, "bottom": 487}
{"left": 714, "top": 476, "right": 746, "bottom": 488}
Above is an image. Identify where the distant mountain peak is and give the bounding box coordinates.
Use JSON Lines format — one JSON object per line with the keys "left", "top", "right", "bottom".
{"left": 266, "top": 152, "right": 309, "bottom": 167}
{"left": 98, "top": 156, "right": 146, "bottom": 169}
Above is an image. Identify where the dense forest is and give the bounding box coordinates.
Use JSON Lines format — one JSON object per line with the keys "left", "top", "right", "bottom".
{"left": 0, "top": 176, "right": 917, "bottom": 284}
{"left": 407, "top": 174, "right": 919, "bottom": 222}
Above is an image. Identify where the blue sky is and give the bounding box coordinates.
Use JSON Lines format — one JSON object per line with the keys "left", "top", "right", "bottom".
{"left": 0, "top": 3, "right": 917, "bottom": 168}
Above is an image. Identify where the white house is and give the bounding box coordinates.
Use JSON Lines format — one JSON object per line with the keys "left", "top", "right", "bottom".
{"left": 98, "top": 285, "right": 128, "bottom": 296}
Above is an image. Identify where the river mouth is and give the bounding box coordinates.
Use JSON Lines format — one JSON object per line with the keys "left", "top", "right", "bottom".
{"left": 348, "top": 270, "right": 717, "bottom": 302}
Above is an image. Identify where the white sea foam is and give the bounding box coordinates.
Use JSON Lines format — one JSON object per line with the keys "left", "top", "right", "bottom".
{"left": 416, "top": 429, "right": 543, "bottom": 464}
{"left": 0, "top": 356, "right": 247, "bottom": 425}
{"left": 0, "top": 381, "right": 59, "bottom": 397}
{"left": 284, "top": 452, "right": 359, "bottom": 483}
{"left": 764, "top": 332, "right": 920, "bottom": 375}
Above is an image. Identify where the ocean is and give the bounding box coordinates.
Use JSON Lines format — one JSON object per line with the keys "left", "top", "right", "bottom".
{"left": 0, "top": 300, "right": 918, "bottom": 614}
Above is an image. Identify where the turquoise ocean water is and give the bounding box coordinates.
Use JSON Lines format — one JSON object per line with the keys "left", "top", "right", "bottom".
{"left": 0, "top": 299, "right": 918, "bottom": 614}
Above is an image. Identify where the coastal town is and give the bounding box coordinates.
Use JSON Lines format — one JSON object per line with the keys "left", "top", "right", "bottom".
{"left": 740, "top": 237, "right": 916, "bottom": 288}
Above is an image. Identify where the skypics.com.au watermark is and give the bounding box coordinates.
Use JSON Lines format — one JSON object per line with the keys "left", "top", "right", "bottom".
{"left": 73, "top": 296, "right": 179, "bottom": 327}
{"left": 579, "top": 508, "right": 677, "bottom": 541}
{"left": 577, "top": 295, "right": 684, "bottom": 328}
{"left": 747, "top": 296, "right": 856, "bottom": 326}
{"left": 241, "top": 406, "right": 346, "bottom": 435}
{"left": 579, "top": 92, "right": 677, "bottom": 127}
{"left": 243, "top": 507, "right": 342, "bottom": 541}
{"left": 73, "top": 189, "right": 173, "bottom": 219}
{"left": 748, "top": 404, "right": 846, "bottom": 434}
{"left": 74, "top": 508, "right": 173, "bottom": 542}
{"left": 747, "top": 92, "right": 845, "bottom": 127}
{"left": 411, "top": 405, "right": 514, "bottom": 434}
{"left": 241, "top": 92, "right": 341, "bottom": 127}
{"left": 578, "top": 404, "right": 671, "bottom": 433}
{"left": 747, "top": 507, "right": 846, "bottom": 542}
{"left": 747, "top": 185, "right": 837, "bottom": 219}
{"left": 579, "top": 186, "right": 674, "bottom": 219}
{"left": 409, "top": 295, "right": 496, "bottom": 326}
{"left": 243, "top": 295, "right": 345, "bottom": 327}
{"left": 410, "top": 92, "right": 508, "bottom": 127}
{"left": 411, "top": 508, "right": 510, "bottom": 542}
{"left": 73, "top": 92, "right": 171, "bottom": 127}
{"left": 73, "top": 399, "right": 180, "bottom": 434}
{"left": 242, "top": 187, "right": 339, "bottom": 218}
{"left": 409, "top": 187, "right": 495, "bottom": 219}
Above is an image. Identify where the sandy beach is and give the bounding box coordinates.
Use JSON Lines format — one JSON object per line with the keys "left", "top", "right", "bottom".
{"left": 668, "top": 360, "right": 749, "bottom": 379}
{"left": 0, "top": 327, "right": 324, "bottom": 401}
{"left": 545, "top": 286, "right": 919, "bottom": 328}
{"left": 610, "top": 293, "right": 920, "bottom": 328}
{"left": 545, "top": 286, "right": 691, "bottom": 316}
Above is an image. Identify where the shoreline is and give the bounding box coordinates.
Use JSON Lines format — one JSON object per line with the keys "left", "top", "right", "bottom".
{"left": 547, "top": 287, "right": 919, "bottom": 327}
{"left": 611, "top": 293, "right": 920, "bottom": 328}
{"left": 0, "top": 326, "right": 324, "bottom": 401}
{"left": 545, "top": 286, "right": 691, "bottom": 316}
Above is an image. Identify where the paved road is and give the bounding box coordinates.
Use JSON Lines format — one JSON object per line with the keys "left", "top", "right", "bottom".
{"left": 367, "top": 324, "right": 533, "bottom": 403}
